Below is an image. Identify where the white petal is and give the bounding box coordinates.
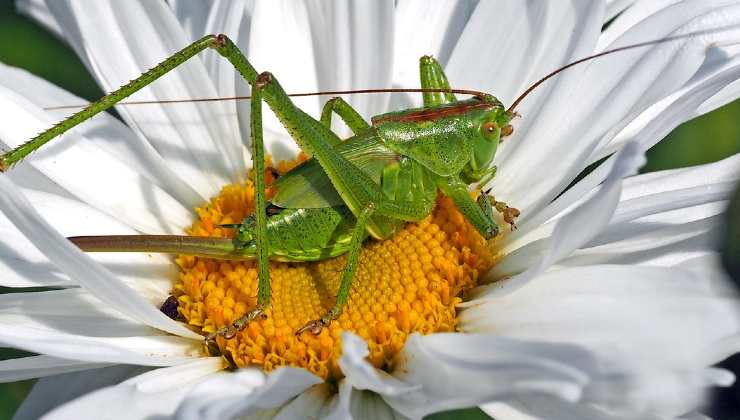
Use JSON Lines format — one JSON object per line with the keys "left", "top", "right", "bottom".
{"left": 473, "top": 143, "right": 645, "bottom": 299}
{"left": 0, "top": 188, "right": 174, "bottom": 298}
{"left": 591, "top": 48, "right": 740, "bottom": 163}
{"left": 201, "top": 0, "right": 249, "bottom": 95}
{"left": 621, "top": 153, "right": 740, "bottom": 201}
{"left": 246, "top": 0, "right": 319, "bottom": 162}
{"left": 0, "top": 85, "right": 192, "bottom": 234}
{"left": 482, "top": 396, "right": 638, "bottom": 420}
{"left": 561, "top": 215, "right": 720, "bottom": 267}
{"left": 0, "top": 355, "right": 107, "bottom": 383}
{"left": 47, "top": 0, "right": 245, "bottom": 198}
{"left": 0, "top": 289, "right": 164, "bottom": 338}
{"left": 392, "top": 0, "right": 478, "bottom": 108}
{"left": 511, "top": 152, "right": 740, "bottom": 251}
{"left": 306, "top": 0, "right": 394, "bottom": 127}
{"left": 447, "top": 1, "right": 603, "bottom": 107}
{"left": 41, "top": 358, "right": 223, "bottom": 420}
{"left": 605, "top": 0, "right": 639, "bottom": 23}
{"left": 320, "top": 380, "right": 354, "bottom": 420}
{"left": 463, "top": 264, "right": 740, "bottom": 416}
{"left": 0, "top": 175, "right": 199, "bottom": 339}
{"left": 460, "top": 264, "right": 740, "bottom": 367}
{"left": 14, "top": 365, "right": 150, "bottom": 420}
{"left": 175, "top": 367, "right": 321, "bottom": 420}
{"left": 0, "top": 61, "right": 204, "bottom": 207}
{"left": 272, "top": 384, "right": 333, "bottom": 420}
{"left": 168, "top": 0, "right": 213, "bottom": 42}
{"left": 1, "top": 324, "right": 200, "bottom": 366}
{"left": 599, "top": 0, "right": 695, "bottom": 50}
{"left": 339, "top": 332, "right": 420, "bottom": 396}
{"left": 491, "top": 2, "right": 740, "bottom": 217}
{"left": 380, "top": 333, "right": 595, "bottom": 419}
{"left": 319, "top": 381, "right": 402, "bottom": 420}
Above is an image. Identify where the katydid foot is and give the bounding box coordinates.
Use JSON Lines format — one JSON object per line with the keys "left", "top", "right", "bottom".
{"left": 205, "top": 306, "right": 268, "bottom": 342}
{"left": 295, "top": 309, "right": 340, "bottom": 336}
{"left": 492, "top": 198, "right": 520, "bottom": 230}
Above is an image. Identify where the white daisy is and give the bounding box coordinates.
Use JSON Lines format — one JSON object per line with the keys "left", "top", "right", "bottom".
{"left": 1, "top": 1, "right": 740, "bottom": 419}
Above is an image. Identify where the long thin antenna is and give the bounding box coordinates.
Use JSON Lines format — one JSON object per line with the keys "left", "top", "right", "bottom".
{"left": 507, "top": 26, "right": 738, "bottom": 113}
{"left": 43, "top": 88, "right": 488, "bottom": 111}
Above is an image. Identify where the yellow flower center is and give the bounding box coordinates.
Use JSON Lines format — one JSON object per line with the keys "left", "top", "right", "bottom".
{"left": 173, "top": 157, "right": 498, "bottom": 381}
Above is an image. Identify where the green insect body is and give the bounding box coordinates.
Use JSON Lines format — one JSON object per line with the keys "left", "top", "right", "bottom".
{"left": 225, "top": 95, "right": 509, "bottom": 266}
{"left": 0, "top": 34, "right": 514, "bottom": 339}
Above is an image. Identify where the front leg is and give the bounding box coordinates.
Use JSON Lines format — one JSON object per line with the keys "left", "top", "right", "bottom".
{"left": 438, "top": 177, "right": 500, "bottom": 240}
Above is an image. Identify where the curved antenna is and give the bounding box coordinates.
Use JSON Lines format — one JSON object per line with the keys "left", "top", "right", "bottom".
{"left": 507, "top": 26, "right": 738, "bottom": 113}
{"left": 43, "top": 88, "right": 488, "bottom": 111}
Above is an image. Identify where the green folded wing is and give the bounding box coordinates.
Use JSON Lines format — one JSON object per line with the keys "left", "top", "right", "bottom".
{"left": 272, "top": 131, "right": 398, "bottom": 209}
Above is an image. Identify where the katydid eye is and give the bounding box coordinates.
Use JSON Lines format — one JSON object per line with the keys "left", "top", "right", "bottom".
{"left": 480, "top": 121, "right": 498, "bottom": 139}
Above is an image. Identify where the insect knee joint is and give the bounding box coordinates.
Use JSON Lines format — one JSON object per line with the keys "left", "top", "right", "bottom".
{"left": 255, "top": 72, "right": 273, "bottom": 89}
{"left": 214, "top": 34, "right": 228, "bottom": 48}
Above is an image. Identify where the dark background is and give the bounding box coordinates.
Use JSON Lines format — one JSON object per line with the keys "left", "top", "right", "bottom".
{"left": 0, "top": 1, "right": 738, "bottom": 419}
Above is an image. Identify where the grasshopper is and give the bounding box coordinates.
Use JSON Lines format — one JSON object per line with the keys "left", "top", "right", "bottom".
{"left": 0, "top": 32, "right": 704, "bottom": 342}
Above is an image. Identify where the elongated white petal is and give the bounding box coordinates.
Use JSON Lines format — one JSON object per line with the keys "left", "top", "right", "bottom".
{"left": 377, "top": 333, "right": 595, "bottom": 419}
{"left": 0, "top": 61, "right": 204, "bottom": 207}
{"left": 321, "top": 380, "right": 354, "bottom": 420}
{"left": 175, "top": 367, "right": 321, "bottom": 420}
{"left": 0, "top": 188, "right": 174, "bottom": 298}
{"left": 0, "top": 289, "right": 163, "bottom": 338}
{"left": 41, "top": 358, "right": 223, "bottom": 420}
{"left": 272, "top": 384, "right": 333, "bottom": 420}
{"left": 482, "top": 396, "right": 646, "bottom": 420}
{"left": 473, "top": 142, "right": 645, "bottom": 299}
{"left": 605, "top": 0, "right": 639, "bottom": 23}
{"left": 306, "top": 0, "right": 394, "bottom": 129}
{"left": 1, "top": 325, "right": 199, "bottom": 366}
{"left": 463, "top": 264, "right": 740, "bottom": 417}
{"left": 591, "top": 53, "right": 740, "bottom": 163}
{"left": 507, "top": 154, "right": 739, "bottom": 272}
{"left": 168, "top": 0, "right": 213, "bottom": 42}
{"left": 392, "top": 0, "right": 477, "bottom": 108}
{"left": 246, "top": 0, "right": 319, "bottom": 162}
{"left": 319, "top": 381, "right": 402, "bottom": 420}
{"left": 46, "top": 0, "right": 245, "bottom": 199}
{"left": 14, "top": 365, "right": 151, "bottom": 420}
{"left": 339, "top": 333, "right": 420, "bottom": 396}
{"left": 0, "top": 175, "right": 199, "bottom": 339}
{"left": 0, "top": 85, "right": 192, "bottom": 234}
{"left": 447, "top": 1, "right": 603, "bottom": 107}
{"left": 491, "top": 2, "right": 740, "bottom": 217}
{"left": 561, "top": 216, "right": 720, "bottom": 267}
{"left": 461, "top": 264, "right": 740, "bottom": 367}
{"left": 511, "top": 152, "right": 740, "bottom": 250}
{"left": 202, "top": 1, "right": 248, "bottom": 91}
{"left": 0, "top": 355, "right": 108, "bottom": 383}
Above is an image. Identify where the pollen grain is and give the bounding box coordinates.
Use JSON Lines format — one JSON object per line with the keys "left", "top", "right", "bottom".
{"left": 173, "top": 158, "right": 497, "bottom": 381}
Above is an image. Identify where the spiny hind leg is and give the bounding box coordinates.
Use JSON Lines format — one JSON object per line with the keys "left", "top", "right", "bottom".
{"left": 207, "top": 69, "right": 272, "bottom": 343}
{"left": 419, "top": 55, "right": 457, "bottom": 107}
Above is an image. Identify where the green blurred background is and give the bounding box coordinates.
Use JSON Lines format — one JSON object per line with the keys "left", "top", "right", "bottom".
{"left": 0, "top": 0, "right": 738, "bottom": 419}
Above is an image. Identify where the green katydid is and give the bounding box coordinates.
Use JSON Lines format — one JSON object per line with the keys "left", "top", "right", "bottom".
{"left": 0, "top": 32, "right": 709, "bottom": 342}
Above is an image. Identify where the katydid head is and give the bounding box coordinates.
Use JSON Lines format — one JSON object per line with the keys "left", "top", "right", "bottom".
{"left": 461, "top": 96, "right": 514, "bottom": 184}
